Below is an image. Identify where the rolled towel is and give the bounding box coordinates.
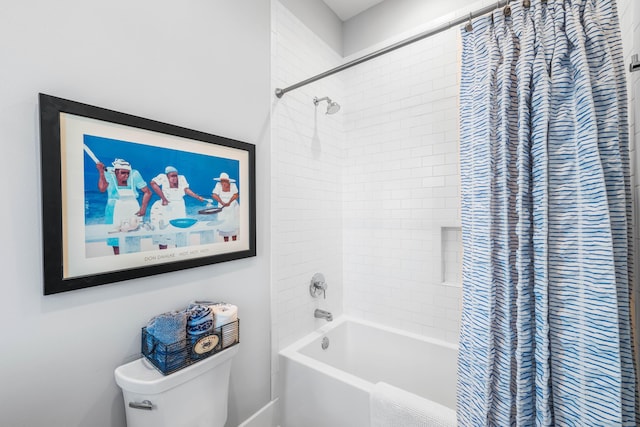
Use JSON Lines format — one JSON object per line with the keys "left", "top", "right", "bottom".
{"left": 186, "top": 304, "right": 215, "bottom": 359}
{"left": 210, "top": 303, "right": 238, "bottom": 348}
{"left": 146, "top": 310, "right": 187, "bottom": 345}
{"left": 187, "top": 300, "right": 216, "bottom": 310}
{"left": 370, "top": 382, "right": 457, "bottom": 427}
{"left": 187, "top": 301, "right": 239, "bottom": 348}
{"left": 145, "top": 310, "right": 188, "bottom": 373}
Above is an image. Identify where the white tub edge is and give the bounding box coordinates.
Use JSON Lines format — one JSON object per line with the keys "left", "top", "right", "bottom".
{"left": 281, "top": 315, "right": 458, "bottom": 355}
{"left": 279, "top": 315, "right": 458, "bottom": 395}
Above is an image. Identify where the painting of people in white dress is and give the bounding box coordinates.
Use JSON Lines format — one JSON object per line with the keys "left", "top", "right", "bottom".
{"left": 39, "top": 93, "right": 255, "bottom": 294}
{"left": 83, "top": 135, "right": 241, "bottom": 257}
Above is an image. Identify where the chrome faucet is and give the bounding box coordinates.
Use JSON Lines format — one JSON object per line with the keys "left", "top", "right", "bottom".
{"left": 314, "top": 308, "right": 333, "bottom": 322}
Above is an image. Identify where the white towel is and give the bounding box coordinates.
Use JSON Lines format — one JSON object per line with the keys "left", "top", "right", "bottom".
{"left": 210, "top": 303, "right": 238, "bottom": 348}
{"left": 188, "top": 301, "right": 239, "bottom": 348}
{"left": 370, "top": 382, "right": 457, "bottom": 427}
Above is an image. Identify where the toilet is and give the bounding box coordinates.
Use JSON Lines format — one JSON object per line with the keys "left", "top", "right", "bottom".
{"left": 115, "top": 345, "right": 239, "bottom": 427}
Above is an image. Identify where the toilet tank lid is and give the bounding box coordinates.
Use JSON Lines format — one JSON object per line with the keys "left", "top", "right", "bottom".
{"left": 114, "top": 345, "right": 239, "bottom": 394}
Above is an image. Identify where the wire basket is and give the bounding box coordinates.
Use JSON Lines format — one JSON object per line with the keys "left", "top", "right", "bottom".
{"left": 142, "top": 319, "right": 239, "bottom": 375}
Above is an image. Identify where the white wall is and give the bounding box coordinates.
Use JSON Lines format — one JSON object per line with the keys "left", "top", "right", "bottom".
{"left": 341, "top": 17, "right": 463, "bottom": 343}
{"left": 0, "top": 1, "right": 271, "bottom": 426}
{"left": 278, "top": 0, "right": 343, "bottom": 55}
{"left": 343, "top": 0, "right": 480, "bottom": 56}
{"left": 271, "top": 0, "right": 345, "bottom": 353}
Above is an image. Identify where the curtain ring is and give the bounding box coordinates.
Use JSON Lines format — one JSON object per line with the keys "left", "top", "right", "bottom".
{"left": 504, "top": 3, "right": 512, "bottom": 16}
{"left": 465, "top": 12, "right": 473, "bottom": 32}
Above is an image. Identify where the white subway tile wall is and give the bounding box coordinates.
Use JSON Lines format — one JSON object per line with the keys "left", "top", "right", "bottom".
{"left": 341, "top": 27, "right": 462, "bottom": 343}
{"left": 272, "top": 0, "right": 464, "bottom": 349}
{"left": 271, "top": 1, "right": 345, "bottom": 352}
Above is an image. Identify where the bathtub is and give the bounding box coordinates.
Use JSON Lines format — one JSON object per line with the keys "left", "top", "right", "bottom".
{"left": 278, "top": 316, "right": 458, "bottom": 427}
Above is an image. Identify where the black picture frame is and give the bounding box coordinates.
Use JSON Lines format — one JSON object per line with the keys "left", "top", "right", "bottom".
{"left": 39, "top": 93, "right": 256, "bottom": 295}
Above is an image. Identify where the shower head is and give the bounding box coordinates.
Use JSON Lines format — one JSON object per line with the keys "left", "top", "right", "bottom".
{"left": 313, "top": 96, "right": 341, "bottom": 114}
{"left": 326, "top": 101, "right": 341, "bottom": 114}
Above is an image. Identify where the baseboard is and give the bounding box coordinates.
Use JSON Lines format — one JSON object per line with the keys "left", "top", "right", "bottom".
{"left": 237, "top": 398, "right": 279, "bottom": 427}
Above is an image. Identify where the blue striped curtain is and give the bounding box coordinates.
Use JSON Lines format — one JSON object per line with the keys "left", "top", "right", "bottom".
{"left": 457, "top": 0, "right": 637, "bottom": 425}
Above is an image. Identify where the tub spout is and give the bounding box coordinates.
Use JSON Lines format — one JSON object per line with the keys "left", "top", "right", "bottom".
{"left": 314, "top": 309, "right": 333, "bottom": 322}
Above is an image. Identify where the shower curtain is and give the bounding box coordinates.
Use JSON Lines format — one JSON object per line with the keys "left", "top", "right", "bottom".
{"left": 457, "top": 0, "right": 637, "bottom": 425}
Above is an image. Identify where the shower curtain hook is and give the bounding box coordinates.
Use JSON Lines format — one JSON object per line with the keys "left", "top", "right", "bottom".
{"left": 465, "top": 12, "right": 473, "bottom": 32}
{"left": 504, "top": 1, "right": 512, "bottom": 17}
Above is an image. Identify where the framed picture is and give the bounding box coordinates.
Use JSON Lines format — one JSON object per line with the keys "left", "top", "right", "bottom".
{"left": 39, "top": 93, "right": 256, "bottom": 295}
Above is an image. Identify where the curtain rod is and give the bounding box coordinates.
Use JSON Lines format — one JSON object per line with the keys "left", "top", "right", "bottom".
{"left": 274, "top": 0, "right": 510, "bottom": 98}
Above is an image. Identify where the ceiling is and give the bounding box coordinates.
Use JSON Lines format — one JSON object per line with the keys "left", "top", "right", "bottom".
{"left": 322, "top": 0, "right": 385, "bottom": 21}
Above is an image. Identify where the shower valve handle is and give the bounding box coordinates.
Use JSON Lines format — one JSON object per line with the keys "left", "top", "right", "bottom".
{"left": 310, "top": 273, "right": 327, "bottom": 299}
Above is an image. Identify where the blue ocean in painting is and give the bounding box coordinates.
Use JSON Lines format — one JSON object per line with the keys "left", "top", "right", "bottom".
{"left": 83, "top": 134, "right": 241, "bottom": 225}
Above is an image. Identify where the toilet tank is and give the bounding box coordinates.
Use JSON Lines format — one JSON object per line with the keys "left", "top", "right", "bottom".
{"left": 115, "top": 345, "right": 238, "bottom": 427}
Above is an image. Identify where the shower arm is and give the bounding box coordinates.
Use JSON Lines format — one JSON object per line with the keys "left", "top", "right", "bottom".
{"left": 274, "top": 0, "right": 511, "bottom": 98}
{"left": 313, "top": 96, "right": 330, "bottom": 105}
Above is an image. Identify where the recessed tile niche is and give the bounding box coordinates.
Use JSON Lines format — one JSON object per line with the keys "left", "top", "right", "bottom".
{"left": 441, "top": 226, "right": 462, "bottom": 287}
